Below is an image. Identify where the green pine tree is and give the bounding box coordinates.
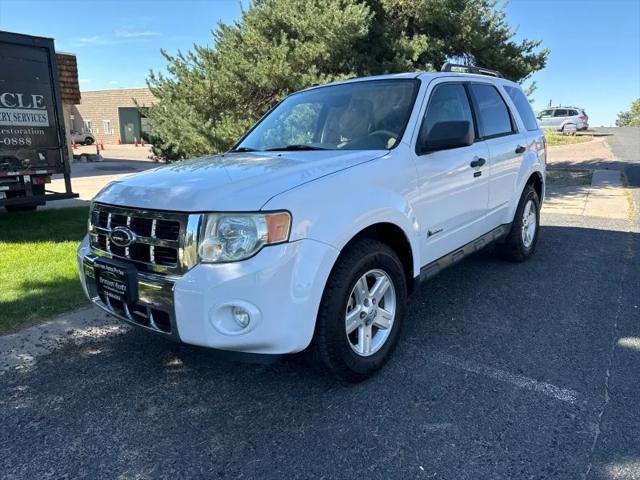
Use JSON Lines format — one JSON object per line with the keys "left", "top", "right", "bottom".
{"left": 146, "top": 0, "right": 549, "bottom": 160}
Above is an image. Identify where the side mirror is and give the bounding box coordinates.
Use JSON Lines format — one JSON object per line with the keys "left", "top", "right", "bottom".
{"left": 418, "top": 121, "right": 474, "bottom": 154}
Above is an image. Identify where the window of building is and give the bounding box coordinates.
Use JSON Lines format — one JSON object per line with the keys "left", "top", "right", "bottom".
{"left": 470, "top": 84, "right": 514, "bottom": 138}
{"left": 103, "top": 120, "right": 113, "bottom": 135}
{"left": 84, "top": 120, "right": 92, "bottom": 133}
{"left": 504, "top": 86, "right": 539, "bottom": 131}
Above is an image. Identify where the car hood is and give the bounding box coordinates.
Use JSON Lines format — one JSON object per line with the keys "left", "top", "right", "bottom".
{"left": 94, "top": 150, "right": 387, "bottom": 211}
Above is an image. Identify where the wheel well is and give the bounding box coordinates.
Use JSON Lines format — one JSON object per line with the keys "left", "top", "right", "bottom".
{"left": 342, "top": 223, "right": 415, "bottom": 294}
{"left": 527, "top": 172, "right": 543, "bottom": 201}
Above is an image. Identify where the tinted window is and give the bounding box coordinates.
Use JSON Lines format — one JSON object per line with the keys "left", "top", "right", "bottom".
{"left": 554, "top": 109, "right": 569, "bottom": 117}
{"left": 568, "top": 109, "right": 579, "bottom": 116}
{"left": 539, "top": 109, "right": 553, "bottom": 117}
{"left": 470, "top": 84, "right": 513, "bottom": 137}
{"left": 504, "top": 86, "right": 539, "bottom": 131}
{"left": 418, "top": 83, "right": 474, "bottom": 145}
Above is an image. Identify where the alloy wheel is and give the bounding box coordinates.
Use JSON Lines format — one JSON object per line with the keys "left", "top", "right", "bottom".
{"left": 521, "top": 199, "right": 537, "bottom": 248}
{"left": 345, "top": 269, "right": 397, "bottom": 357}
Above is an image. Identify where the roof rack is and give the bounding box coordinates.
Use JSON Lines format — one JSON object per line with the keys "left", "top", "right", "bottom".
{"left": 441, "top": 62, "right": 503, "bottom": 78}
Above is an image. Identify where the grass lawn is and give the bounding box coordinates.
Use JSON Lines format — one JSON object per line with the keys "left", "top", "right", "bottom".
{"left": 0, "top": 207, "right": 89, "bottom": 333}
{"left": 544, "top": 129, "right": 593, "bottom": 146}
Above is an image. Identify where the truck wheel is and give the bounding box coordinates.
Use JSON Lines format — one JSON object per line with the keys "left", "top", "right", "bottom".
{"left": 84, "top": 137, "right": 94, "bottom": 145}
{"left": 496, "top": 184, "right": 540, "bottom": 262}
{"left": 310, "top": 239, "right": 407, "bottom": 382}
{"left": 3, "top": 185, "right": 44, "bottom": 212}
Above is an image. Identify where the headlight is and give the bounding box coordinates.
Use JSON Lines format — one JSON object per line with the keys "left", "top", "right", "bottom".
{"left": 198, "top": 212, "right": 291, "bottom": 263}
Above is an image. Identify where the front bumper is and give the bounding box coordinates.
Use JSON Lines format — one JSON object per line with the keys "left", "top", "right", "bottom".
{"left": 77, "top": 235, "right": 339, "bottom": 354}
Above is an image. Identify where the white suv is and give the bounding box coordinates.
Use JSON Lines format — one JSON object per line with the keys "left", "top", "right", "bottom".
{"left": 78, "top": 66, "right": 546, "bottom": 381}
{"left": 537, "top": 106, "right": 589, "bottom": 131}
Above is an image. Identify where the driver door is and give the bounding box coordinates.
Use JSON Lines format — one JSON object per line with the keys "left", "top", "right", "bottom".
{"left": 411, "top": 80, "right": 490, "bottom": 265}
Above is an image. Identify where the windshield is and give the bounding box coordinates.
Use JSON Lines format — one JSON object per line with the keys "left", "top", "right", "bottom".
{"left": 234, "top": 79, "right": 419, "bottom": 152}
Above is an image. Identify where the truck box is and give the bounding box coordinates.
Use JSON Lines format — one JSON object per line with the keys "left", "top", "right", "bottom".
{"left": 0, "top": 31, "right": 77, "bottom": 211}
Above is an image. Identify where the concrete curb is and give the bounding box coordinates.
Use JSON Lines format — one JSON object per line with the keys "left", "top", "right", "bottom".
{"left": 543, "top": 169, "right": 632, "bottom": 223}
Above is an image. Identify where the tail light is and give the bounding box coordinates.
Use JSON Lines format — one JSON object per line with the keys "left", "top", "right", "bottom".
{"left": 579, "top": 115, "right": 587, "bottom": 122}
{"left": 32, "top": 175, "right": 51, "bottom": 185}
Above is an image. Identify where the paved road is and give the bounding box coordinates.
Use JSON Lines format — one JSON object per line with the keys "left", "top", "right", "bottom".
{"left": 595, "top": 127, "right": 640, "bottom": 226}
{"left": 1, "top": 206, "right": 638, "bottom": 479}
{"left": 595, "top": 127, "right": 640, "bottom": 178}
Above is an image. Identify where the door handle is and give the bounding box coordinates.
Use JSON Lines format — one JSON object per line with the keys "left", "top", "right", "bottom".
{"left": 515, "top": 145, "right": 526, "bottom": 154}
{"left": 470, "top": 157, "right": 486, "bottom": 168}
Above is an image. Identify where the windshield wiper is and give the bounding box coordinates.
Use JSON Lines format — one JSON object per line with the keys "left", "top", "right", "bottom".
{"left": 264, "top": 144, "right": 328, "bottom": 151}
{"left": 229, "top": 146, "right": 259, "bottom": 153}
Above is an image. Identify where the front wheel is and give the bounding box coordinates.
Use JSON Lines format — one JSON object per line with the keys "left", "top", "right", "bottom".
{"left": 84, "top": 137, "right": 94, "bottom": 145}
{"left": 496, "top": 184, "right": 540, "bottom": 262}
{"left": 309, "top": 239, "right": 407, "bottom": 382}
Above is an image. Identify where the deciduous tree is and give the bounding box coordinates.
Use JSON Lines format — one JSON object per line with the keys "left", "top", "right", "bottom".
{"left": 616, "top": 99, "right": 640, "bottom": 127}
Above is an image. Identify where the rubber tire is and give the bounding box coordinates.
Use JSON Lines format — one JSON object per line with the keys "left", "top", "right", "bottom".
{"left": 84, "top": 137, "right": 94, "bottom": 145}
{"left": 496, "top": 184, "right": 540, "bottom": 262}
{"left": 4, "top": 185, "right": 44, "bottom": 213}
{"left": 309, "top": 238, "right": 407, "bottom": 383}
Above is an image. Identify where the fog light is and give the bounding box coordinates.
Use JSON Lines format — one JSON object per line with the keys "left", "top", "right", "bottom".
{"left": 232, "top": 306, "right": 250, "bottom": 328}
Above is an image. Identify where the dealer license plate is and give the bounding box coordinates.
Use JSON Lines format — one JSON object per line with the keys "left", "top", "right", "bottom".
{"left": 93, "top": 258, "right": 138, "bottom": 304}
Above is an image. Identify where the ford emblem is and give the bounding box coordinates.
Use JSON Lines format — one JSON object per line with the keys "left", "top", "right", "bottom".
{"left": 110, "top": 226, "right": 136, "bottom": 248}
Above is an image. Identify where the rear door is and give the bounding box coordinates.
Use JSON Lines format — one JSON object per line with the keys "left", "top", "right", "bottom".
{"left": 468, "top": 82, "right": 523, "bottom": 226}
{"left": 552, "top": 108, "right": 569, "bottom": 129}
{"left": 411, "top": 80, "right": 491, "bottom": 264}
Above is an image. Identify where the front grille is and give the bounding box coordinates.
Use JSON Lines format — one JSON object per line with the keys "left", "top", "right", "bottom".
{"left": 89, "top": 203, "right": 199, "bottom": 275}
{"left": 99, "top": 291, "right": 172, "bottom": 333}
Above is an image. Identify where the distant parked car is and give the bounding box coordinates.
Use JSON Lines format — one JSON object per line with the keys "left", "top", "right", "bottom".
{"left": 537, "top": 107, "right": 589, "bottom": 132}
{"left": 70, "top": 130, "right": 95, "bottom": 145}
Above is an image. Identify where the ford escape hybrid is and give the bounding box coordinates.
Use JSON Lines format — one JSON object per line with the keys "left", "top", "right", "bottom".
{"left": 78, "top": 64, "right": 546, "bottom": 382}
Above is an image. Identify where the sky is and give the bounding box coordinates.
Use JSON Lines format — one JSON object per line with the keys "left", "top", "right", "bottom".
{"left": 0, "top": 0, "right": 638, "bottom": 126}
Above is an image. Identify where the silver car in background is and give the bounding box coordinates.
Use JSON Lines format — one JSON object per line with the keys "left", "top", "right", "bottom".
{"left": 537, "top": 107, "right": 589, "bottom": 131}
{"left": 70, "top": 129, "right": 96, "bottom": 145}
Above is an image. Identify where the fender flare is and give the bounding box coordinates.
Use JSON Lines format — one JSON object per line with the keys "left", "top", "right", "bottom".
{"left": 508, "top": 159, "right": 545, "bottom": 221}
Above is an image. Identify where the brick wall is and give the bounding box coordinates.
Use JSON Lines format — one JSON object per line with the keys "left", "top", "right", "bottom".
{"left": 72, "top": 88, "right": 156, "bottom": 144}
{"left": 56, "top": 53, "right": 81, "bottom": 105}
